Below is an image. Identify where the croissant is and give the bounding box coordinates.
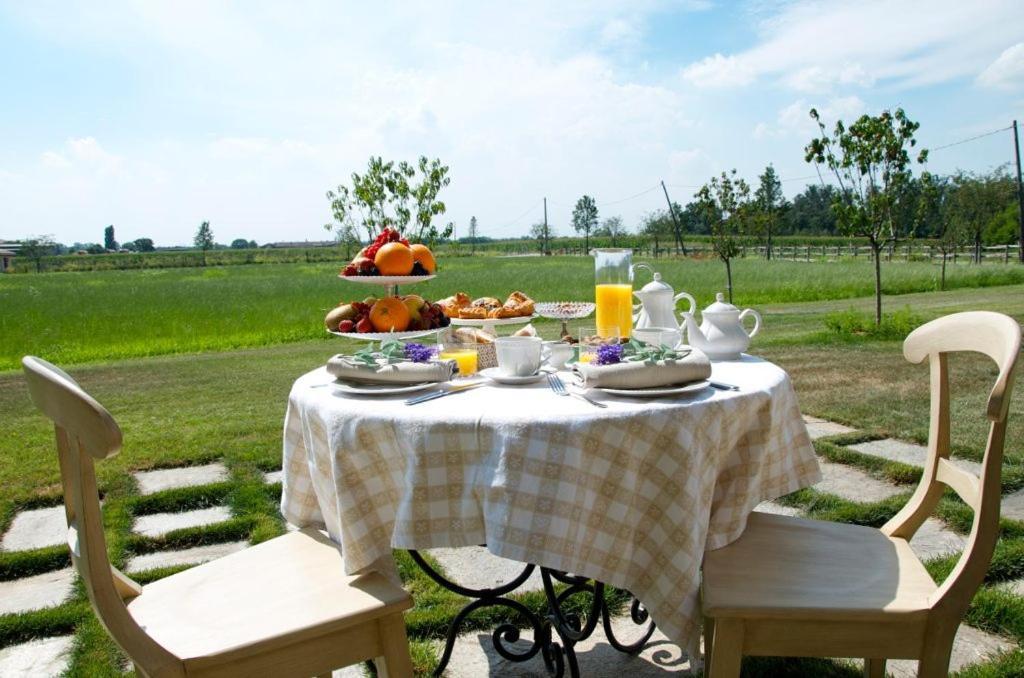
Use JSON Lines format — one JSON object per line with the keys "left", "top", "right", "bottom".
{"left": 458, "top": 306, "right": 488, "bottom": 320}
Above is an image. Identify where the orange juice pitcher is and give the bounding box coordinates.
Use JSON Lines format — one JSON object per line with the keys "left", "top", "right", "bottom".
{"left": 594, "top": 248, "right": 633, "bottom": 339}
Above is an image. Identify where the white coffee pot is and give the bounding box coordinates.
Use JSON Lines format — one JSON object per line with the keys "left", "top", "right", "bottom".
{"left": 681, "top": 292, "right": 762, "bottom": 361}
{"left": 632, "top": 264, "right": 696, "bottom": 331}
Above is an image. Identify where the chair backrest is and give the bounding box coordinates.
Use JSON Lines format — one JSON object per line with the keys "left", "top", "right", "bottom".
{"left": 22, "top": 357, "right": 181, "bottom": 676}
{"left": 880, "top": 312, "right": 1020, "bottom": 621}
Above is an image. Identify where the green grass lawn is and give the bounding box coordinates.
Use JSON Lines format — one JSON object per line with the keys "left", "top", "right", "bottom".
{"left": 3, "top": 260, "right": 1024, "bottom": 675}
{"left": 3, "top": 255, "right": 1024, "bottom": 371}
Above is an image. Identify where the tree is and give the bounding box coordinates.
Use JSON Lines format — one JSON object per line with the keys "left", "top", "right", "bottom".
{"left": 468, "top": 216, "right": 479, "bottom": 254}
{"left": 194, "top": 221, "right": 214, "bottom": 264}
{"left": 19, "top": 235, "right": 57, "bottom": 273}
{"left": 248, "top": 240, "right": 258, "bottom": 248}
{"left": 598, "top": 216, "right": 626, "bottom": 246}
{"left": 325, "top": 220, "right": 361, "bottom": 260}
{"left": 783, "top": 184, "right": 839, "bottom": 234}
{"left": 326, "top": 155, "right": 453, "bottom": 243}
{"left": 805, "top": 107, "right": 927, "bottom": 325}
{"left": 754, "top": 165, "right": 784, "bottom": 260}
{"left": 640, "top": 210, "right": 673, "bottom": 256}
{"left": 529, "top": 221, "right": 554, "bottom": 253}
{"left": 132, "top": 238, "right": 155, "bottom": 252}
{"left": 104, "top": 225, "right": 118, "bottom": 251}
{"left": 571, "top": 195, "right": 599, "bottom": 254}
{"left": 946, "top": 168, "right": 1015, "bottom": 263}
{"left": 917, "top": 172, "right": 964, "bottom": 290}
{"left": 694, "top": 170, "right": 752, "bottom": 303}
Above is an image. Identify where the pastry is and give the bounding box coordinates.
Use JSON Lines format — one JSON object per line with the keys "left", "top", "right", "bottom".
{"left": 453, "top": 327, "right": 495, "bottom": 344}
{"left": 438, "top": 292, "right": 471, "bottom": 318}
{"left": 457, "top": 306, "right": 488, "bottom": 320}
{"left": 471, "top": 296, "right": 502, "bottom": 311}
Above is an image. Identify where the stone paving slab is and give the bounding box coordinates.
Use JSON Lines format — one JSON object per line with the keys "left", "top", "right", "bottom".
{"left": 1000, "top": 487, "right": 1024, "bottom": 521}
{"left": 802, "top": 414, "right": 826, "bottom": 424}
{"left": 332, "top": 664, "right": 365, "bottom": 677}
{"left": 848, "top": 439, "right": 982, "bottom": 475}
{"left": 0, "top": 635, "right": 74, "bottom": 677}
{"left": 814, "top": 460, "right": 903, "bottom": 503}
{"left": 998, "top": 578, "right": 1024, "bottom": 597}
{"left": 133, "top": 462, "right": 229, "bottom": 495}
{"left": 805, "top": 420, "right": 856, "bottom": 440}
{"left": 443, "top": 616, "right": 694, "bottom": 676}
{"left": 887, "top": 624, "right": 1013, "bottom": 677}
{"left": 754, "top": 500, "right": 801, "bottom": 517}
{"left": 0, "top": 567, "right": 76, "bottom": 616}
{"left": 908, "top": 518, "right": 967, "bottom": 561}
{"left": 0, "top": 505, "right": 66, "bottom": 552}
{"left": 263, "top": 469, "right": 283, "bottom": 485}
{"left": 126, "top": 540, "right": 247, "bottom": 572}
{"left": 132, "top": 506, "right": 233, "bottom": 538}
{"left": 427, "top": 546, "right": 545, "bottom": 593}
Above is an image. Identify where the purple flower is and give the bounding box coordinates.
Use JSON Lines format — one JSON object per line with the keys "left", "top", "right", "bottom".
{"left": 595, "top": 343, "right": 623, "bottom": 365}
{"left": 404, "top": 343, "right": 435, "bottom": 363}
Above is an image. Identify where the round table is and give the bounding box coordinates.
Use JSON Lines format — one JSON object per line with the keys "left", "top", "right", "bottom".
{"left": 281, "top": 356, "right": 820, "bottom": 675}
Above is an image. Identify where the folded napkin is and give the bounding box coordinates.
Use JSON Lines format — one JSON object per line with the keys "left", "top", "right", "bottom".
{"left": 326, "top": 356, "right": 456, "bottom": 384}
{"left": 573, "top": 348, "right": 711, "bottom": 389}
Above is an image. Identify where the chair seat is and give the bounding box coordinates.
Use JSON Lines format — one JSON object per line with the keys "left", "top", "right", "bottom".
{"left": 127, "top": 527, "right": 412, "bottom": 661}
{"left": 703, "top": 512, "right": 937, "bottom": 622}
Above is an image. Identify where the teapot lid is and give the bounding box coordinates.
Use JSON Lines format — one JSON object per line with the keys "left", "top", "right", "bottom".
{"left": 704, "top": 292, "right": 739, "bottom": 313}
{"left": 638, "top": 271, "right": 673, "bottom": 294}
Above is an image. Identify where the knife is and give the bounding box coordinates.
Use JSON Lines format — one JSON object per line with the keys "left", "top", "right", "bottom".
{"left": 709, "top": 381, "right": 740, "bottom": 391}
{"left": 405, "top": 381, "right": 484, "bottom": 405}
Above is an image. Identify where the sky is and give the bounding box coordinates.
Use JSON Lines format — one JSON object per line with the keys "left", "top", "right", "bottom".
{"left": 1, "top": 0, "right": 1023, "bottom": 246}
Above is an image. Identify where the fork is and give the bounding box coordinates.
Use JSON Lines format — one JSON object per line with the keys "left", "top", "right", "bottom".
{"left": 547, "top": 373, "right": 607, "bottom": 408}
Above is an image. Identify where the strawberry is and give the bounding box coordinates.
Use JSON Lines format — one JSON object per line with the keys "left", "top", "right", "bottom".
{"left": 356, "top": 317, "right": 374, "bottom": 333}
{"left": 338, "top": 319, "right": 354, "bottom": 332}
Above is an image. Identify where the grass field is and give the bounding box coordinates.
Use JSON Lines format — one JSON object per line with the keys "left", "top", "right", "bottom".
{"left": 3, "top": 255, "right": 1024, "bottom": 371}
{"left": 3, "top": 257, "right": 1024, "bottom": 675}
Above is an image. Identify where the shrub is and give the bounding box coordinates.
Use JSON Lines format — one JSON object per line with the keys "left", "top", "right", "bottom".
{"left": 824, "top": 307, "right": 923, "bottom": 341}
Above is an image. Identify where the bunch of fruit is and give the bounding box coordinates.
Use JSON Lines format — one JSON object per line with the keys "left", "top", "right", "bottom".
{"left": 325, "top": 294, "right": 451, "bottom": 334}
{"left": 340, "top": 228, "right": 436, "bottom": 277}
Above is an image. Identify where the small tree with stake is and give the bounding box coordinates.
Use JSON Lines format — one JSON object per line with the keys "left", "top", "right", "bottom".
{"left": 694, "top": 170, "right": 751, "bottom": 303}
{"left": 754, "top": 165, "right": 784, "bottom": 260}
{"left": 571, "top": 195, "right": 599, "bottom": 254}
{"left": 917, "top": 172, "right": 964, "bottom": 291}
{"left": 194, "top": 221, "right": 214, "bottom": 265}
{"left": 19, "top": 235, "right": 57, "bottom": 273}
{"left": 805, "top": 107, "right": 927, "bottom": 326}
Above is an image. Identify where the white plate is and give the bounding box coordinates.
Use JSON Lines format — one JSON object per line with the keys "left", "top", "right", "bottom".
{"left": 332, "top": 380, "right": 437, "bottom": 396}
{"left": 327, "top": 328, "right": 442, "bottom": 341}
{"left": 594, "top": 380, "right": 711, "bottom": 398}
{"left": 449, "top": 314, "right": 537, "bottom": 327}
{"left": 479, "top": 367, "right": 547, "bottom": 384}
{"left": 534, "top": 302, "right": 595, "bottom": 320}
{"left": 337, "top": 274, "right": 435, "bottom": 285}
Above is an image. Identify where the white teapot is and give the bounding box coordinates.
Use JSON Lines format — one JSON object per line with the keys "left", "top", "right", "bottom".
{"left": 681, "top": 293, "right": 762, "bottom": 361}
{"left": 632, "top": 264, "right": 696, "bottom": 332}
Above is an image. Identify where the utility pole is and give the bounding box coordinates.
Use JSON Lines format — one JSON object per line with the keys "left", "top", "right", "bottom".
{"left": 543, "top": 197, "right": 549, "bottom": 255}
{"left": 1013, "top": 120, "right": 1024, "bottom": 264}
{"left": 661, "top": 180, "right": 687, "bottom": 256}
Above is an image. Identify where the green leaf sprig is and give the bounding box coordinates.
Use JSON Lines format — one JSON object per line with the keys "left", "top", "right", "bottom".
{"left": 351, "top": 340, "right": 408, "bottom": 368}
{"left": 621, "top": 338, "right": 690, "bottom": 365}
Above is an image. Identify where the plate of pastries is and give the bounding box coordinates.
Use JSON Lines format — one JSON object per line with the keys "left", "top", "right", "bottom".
{"left": 439, "top": 291, "right": 537, "bottom": 325}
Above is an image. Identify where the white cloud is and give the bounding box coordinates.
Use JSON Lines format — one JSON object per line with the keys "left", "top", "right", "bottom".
{"left": 682, "top": 53, "right": 755, "bottom": 88}
{"left": 682, "top": 0, "right": 1022, "bottom": 91}
{"left": 754, "top": 96, "right": 866, "bottom": 138}
{"left": 977, "top": 43, "right": 1024, "bottom": 90}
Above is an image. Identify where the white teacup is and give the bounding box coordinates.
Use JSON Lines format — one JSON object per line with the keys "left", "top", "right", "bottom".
{"left": 495, "top": 336, "right": 543, "bottom": 377}
{"left": 542, "top": 341, "right": 574, "bottom": 370}
{"left": 632, "top": 326, "right": 682, "bottom": 349}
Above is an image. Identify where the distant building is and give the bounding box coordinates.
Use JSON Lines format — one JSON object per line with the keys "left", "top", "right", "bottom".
{"left": 0, "top": 240, "right": 19, "bottom": 272}
{"left": 262, "top": 240, "right": 337, "bottom": 249}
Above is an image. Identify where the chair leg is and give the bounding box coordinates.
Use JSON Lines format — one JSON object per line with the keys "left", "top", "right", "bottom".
{"left": 863, "top": 658, "right": 885, "bottom": 678}
{"left": 703, "top": 615, "right": 716, "bottom": 664}
{"left": 707, "top": 618, "right": 743, "bottom": 678}
{"left": 917, "top": 628, "right": 955, "bottom": 678}
{"left": 374, "top": 614, "right": 414, "bottom": 678}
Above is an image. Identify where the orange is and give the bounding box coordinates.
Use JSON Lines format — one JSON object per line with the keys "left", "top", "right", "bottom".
{"left": 369, "top": 297, "right": 411, "bottom": 332}
{"left": 410, "top": 243, "right": 436, "bottom": 274}
{"left": 374, "top": 242, "right": 415, "bottom": 276}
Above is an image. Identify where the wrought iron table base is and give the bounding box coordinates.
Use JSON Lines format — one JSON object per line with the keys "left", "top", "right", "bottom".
{"left": 408, "top": 549, "right": 657, "bottom": 677}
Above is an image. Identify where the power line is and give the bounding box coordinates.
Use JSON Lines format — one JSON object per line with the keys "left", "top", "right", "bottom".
{"left": 929, "top": 126, "right": 1012, "bottom": 153}
{"left": 492, "top": 199, "right": 542, "bottom": 234}
{"left": 596, "top": 184, "right": 661, "bottom": 208}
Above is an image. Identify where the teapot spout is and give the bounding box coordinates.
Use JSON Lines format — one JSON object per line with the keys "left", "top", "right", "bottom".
{"left": 680, "top": 312, "right": 706, "bottom": 344}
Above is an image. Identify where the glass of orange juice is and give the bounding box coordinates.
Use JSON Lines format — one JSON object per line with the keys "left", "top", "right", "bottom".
{"left": 594, "top": 249, "right": 633, "bottom": 339}
{"left": 439, "top": 345, "right": 478, "bottom": 377}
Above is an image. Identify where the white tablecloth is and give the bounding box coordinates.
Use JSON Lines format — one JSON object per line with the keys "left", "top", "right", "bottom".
{"left": 281, "top": 356, "right": 820, "bottom": 653}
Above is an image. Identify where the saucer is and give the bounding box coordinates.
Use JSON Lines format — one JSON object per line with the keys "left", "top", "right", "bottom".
{"left": 479, "top": 367, "right": 547, "bottom": 385}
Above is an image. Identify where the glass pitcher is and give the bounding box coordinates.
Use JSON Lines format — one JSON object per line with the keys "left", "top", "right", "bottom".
{"left": 594, "top": 248, "right": 633, "bottom": 339}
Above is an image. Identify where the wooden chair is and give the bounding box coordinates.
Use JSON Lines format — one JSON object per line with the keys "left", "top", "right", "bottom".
{"left": 700, "top": 311, "right": 1021, "bottom": 678}
{"left": 22, "top": 356, "right": 415, "bottom": 678}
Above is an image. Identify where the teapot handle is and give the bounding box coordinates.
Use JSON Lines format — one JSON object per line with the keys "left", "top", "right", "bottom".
{"left": 673, "top": 292, "right": 696, "bottom": 316}
{"left": 739, "top": 308, "right": 762, "bottom": 338}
